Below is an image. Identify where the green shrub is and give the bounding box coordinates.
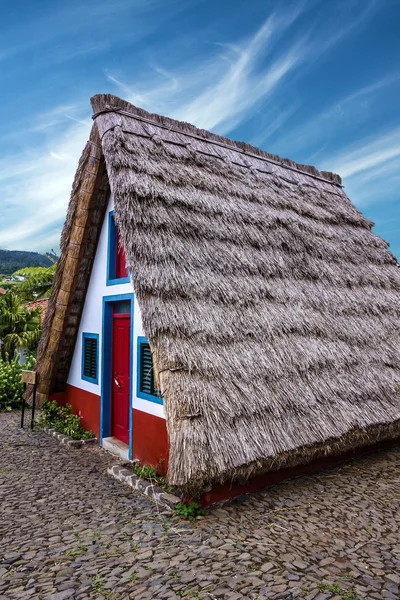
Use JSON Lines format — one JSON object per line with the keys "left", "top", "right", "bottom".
{"left": 40, "top": 398, "right": 59, "bottom": 424}
{"left": 0, "top": 354, "right": 36, "bottom": 411}
{"left": 40, "top": 400, "right": 94, "bottom": 440}
{"left": 175, "top": 501, "right": 206, "bottom": 520}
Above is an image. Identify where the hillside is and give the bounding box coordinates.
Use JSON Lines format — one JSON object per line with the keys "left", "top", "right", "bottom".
{"left": 0, "top": 249, "right": 54, "bottom": 274}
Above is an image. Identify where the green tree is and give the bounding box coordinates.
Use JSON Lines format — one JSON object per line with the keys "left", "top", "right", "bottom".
{"left": 12, "top": 264, "right": 57, "bottom": 300}
{"left": 0, "top": 292, "right": 42, "bottom": 360}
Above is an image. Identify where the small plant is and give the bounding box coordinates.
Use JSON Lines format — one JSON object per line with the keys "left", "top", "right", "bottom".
{"left": 175, "top": 501, "right": 206, "bottom": 521}
{"left": 127, "top": 573, "right": 137, "bottom": 582}
{"left": 130, "top": 462, "right": 175, "bottom": 493}
{"left": 90, "top": 574, "right": 105, "bottom": 594}
{"left": 171, "top": 571, "right": 180, "bottom": 579}
{"left": 39, "top": 400, "right": 94, "bottom": 440}
{"left": 133, "top": 463, "right": 158, "bottom": 479}
{"left": 161, "top": 518, "right": 172, "bottom": 536}
{"left": 318, "top": 583, "right": 358, "bottom": 600}
{"left": 177, "top": 591, "right": 203, "bottom": 599}
{"left": 62, "top": 545, "right": 87, "bottom": 560}
{"left": 187, "top": 592, "right": 203, "bottom": 599}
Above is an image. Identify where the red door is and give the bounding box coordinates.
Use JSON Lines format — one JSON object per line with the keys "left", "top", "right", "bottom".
{"left": 112, "top": 313, "right": 130, "bottom": 444}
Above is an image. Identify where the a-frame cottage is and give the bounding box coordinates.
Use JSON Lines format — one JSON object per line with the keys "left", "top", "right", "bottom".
{"left": 35, "top": 94, "right": 400, "bottom": 503}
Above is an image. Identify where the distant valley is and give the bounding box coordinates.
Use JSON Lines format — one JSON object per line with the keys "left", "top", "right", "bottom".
{"left": 0, "top": 249, "right": 56, "bottom": 274}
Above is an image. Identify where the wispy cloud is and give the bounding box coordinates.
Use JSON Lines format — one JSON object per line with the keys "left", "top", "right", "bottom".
{"left": 325, "top": 128, "right": 400, "bottom": 179}
{"left": 270, "top": 72, "right": 400, "bottom": 158}
{"left": 174, "top": 12, "right": 306, "bottom": 131}
{"left": 0, "top": 0, "right": 187, "bottom": 64}
{"left": 249, "top": 104, "right": 299, "bottom": 147}
{"left": 321, "top": 128, "right": 400, "bottom": 217}
{"left": 107, "top": 9, "right": 311, "bottom": 133}
{"left": 1, "top": 0, "right": 397, "bottom": 257}
{"left": 107, "top": 1, "right": 382, "bottom": 137}
{"left": 0, "top": 116, "right": 91, "bottom": 251}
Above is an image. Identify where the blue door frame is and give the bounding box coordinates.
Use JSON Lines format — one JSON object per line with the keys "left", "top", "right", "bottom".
{"left": 100, "top": 293, "right": 134, "bottom": 460}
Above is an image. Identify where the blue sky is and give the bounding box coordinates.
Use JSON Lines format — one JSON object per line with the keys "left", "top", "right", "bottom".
{"left": 0, "top": 0, "right": 399, "bottom": 259}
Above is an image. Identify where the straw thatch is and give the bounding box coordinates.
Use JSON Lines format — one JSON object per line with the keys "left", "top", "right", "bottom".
{"left": 36, "top": 94, "right": 400, "bottom": 494}
{"left": 33, "top": 125, "right": 110, "bottom": 406}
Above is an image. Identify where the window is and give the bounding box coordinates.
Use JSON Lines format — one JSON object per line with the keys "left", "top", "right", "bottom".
{"left": 116, "top": 228, "right": 128, "bottom": 279}
{"left": 137, "top": 337, "right": 163, "bottom": 404}
{"left": 81, "top": 333, "right": 99, "bottom": 384}
{"left": 107, "top": 211, "right": 130, "bottom": 285}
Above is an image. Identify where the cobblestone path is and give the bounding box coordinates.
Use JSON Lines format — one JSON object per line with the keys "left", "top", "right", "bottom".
{"left": 0, "top": 412, "right": 399, "bottom": 600}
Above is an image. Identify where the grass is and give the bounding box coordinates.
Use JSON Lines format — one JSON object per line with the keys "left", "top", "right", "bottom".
{"left": 90, "top": 574, "right": 105, "bottom": 594}
{"left": 61, "top": 545, "right": 87, "bottom": 560}
{"left": 127, "top": 462, "right": 175, "bottom": 493}
{"left": 176, "top": 589, "right": 203, "bottom": 599}
{"left": 318, "top": 582, "right": 360, "bottom": 600}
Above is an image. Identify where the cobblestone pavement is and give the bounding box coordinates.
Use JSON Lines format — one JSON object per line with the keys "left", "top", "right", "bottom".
{"left": 1, "top": 412, "right": 399, "bottom": 600}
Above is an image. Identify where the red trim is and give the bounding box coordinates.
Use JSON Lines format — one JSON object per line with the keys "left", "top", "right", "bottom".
{"left": 51, "top": 385, "right": 100, "bottom": 440}
{"left": 132, "top": 409, "right": 169, "bottom": 475}
{"left": 199, "top": 436, "right": 400, "bottom": 506}
{"left": 51, "top": 387, "right": 399, "bottom": 508}
{"left": 50, "top": 386, "right": 169, "bottom": 472}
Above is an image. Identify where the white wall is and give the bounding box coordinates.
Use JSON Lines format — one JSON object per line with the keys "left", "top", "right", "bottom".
{"left": 67, "top": 194, "right": 165, "bottom": 419}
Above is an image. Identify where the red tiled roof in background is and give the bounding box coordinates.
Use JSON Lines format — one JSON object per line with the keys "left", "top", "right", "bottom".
{"left": 27, "top": 298, "right": 49, "bottom": 323}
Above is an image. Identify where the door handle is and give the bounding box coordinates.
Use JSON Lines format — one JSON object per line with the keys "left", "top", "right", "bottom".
{"left": 114, "top": 377, "right": 121, "bottom": 388}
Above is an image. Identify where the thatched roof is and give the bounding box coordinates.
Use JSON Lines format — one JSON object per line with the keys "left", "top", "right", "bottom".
{"left": 36, "top": 94, "right": 400, "bottom": 494}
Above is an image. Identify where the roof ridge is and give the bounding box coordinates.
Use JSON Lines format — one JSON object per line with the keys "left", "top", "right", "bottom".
{"left": 90, "top": 94, "right": 342, "bottom": 187}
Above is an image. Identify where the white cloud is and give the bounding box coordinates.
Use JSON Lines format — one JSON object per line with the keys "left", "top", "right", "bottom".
{"left": 272, "top": 72, "right": 400, "bottom": 158}
{"left": 323, "top": 128, "right": 400, "bottom": 179}
{"left": 174, "top": 12, "right": 306, "bottom": 132}
{"left": 107, "top": 0, "right": 383, "bottom": 140}
{"left": 322, "top": 128, "right": 400, "bottom": 209}
{"left": 0, "top": 117, "right": 91, "bottom": 251}
{"left": 107, "top": 8, "right": 313, "bottom": 134}
{"left": 0, "top": 0, "right": 392, "bottom": 252}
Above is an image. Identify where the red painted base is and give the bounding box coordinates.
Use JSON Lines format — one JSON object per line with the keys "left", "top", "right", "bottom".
{"left": 50, "top": 384, "right": 100, "bottom": 440}
{"left": 200, "top": 436, "right": 400, "bottom": 506}
{"left": 132, "top": 409, "right": 169, "bottom": 475}
{"left": 50, "top": 386, "right": 169, "bottom": 474}
{"left": 50, "top": 387, "right": 399, "bottom": 508}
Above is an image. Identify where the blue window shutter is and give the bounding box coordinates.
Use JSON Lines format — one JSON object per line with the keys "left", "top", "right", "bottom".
{"left": 82, "top": 333, "right": 99, "bottom": 384}
{"left": 139, "top": 343, "right": 156, "bottom": 396}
